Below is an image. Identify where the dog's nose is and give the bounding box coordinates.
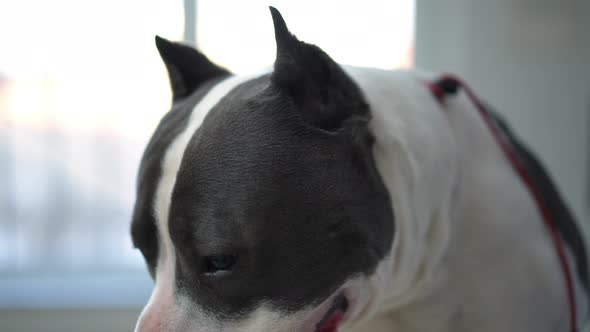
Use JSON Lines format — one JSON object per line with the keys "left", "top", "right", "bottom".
{"left": 134, "top": 293, "right": 179, "bottom": 332}
{"left": 135, "top": 307, "right": 197, "bottom": 332}
{"left": 134, "top": 305, "right": 171, "bottom": 332}
{"left": 134, "top": 316, "right": 159, "bottom": 332}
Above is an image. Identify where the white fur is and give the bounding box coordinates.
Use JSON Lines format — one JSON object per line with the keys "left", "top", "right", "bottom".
{"left": 341, "top": 66, "right": 587, "bottom": 332}
{"left": 338, "top": 67, "right": 459, "bottom": 331}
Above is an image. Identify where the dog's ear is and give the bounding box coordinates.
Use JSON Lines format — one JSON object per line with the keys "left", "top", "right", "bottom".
{"left": 269, "top": 7, "right": 369, "bottom": 131}
{"left": 155, "top": 36, "right": 230, "bottom": 101}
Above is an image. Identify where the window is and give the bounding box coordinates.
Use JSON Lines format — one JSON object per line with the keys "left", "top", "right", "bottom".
{"left": 0, "top": 0, "right": 414, "bottom": 308}
{"left": 197, "top": 0, "right": 414, "bottom": 73}
{"left": 0, "top": 0, "right": 185, "bottom": 307}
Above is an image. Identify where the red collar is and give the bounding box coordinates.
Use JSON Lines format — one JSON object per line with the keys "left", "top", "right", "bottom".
{"left": 426, "top": 75, "right": 578, "bottom": 332}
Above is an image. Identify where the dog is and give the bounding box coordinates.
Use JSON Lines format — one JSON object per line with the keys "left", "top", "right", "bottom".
{"left": 131, "top": 7, "right": 589, "bottom": 332}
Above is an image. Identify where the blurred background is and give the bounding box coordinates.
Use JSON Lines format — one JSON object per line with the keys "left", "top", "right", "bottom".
{"left": 0, "top": 0, "right": 588, "bottom": 331}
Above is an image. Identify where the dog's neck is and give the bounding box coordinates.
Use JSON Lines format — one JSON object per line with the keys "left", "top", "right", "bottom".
{"left": 343, "top": 67, "right": 459, "bottom": 322}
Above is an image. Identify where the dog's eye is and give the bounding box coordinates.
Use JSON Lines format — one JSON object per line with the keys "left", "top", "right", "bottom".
{"left": 203, "top": 254, "right": 237, "bottom": 275}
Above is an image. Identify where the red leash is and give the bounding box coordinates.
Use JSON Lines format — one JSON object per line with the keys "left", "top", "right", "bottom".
{"left": 426, "top": 75, "right": 578, "bottom": 332}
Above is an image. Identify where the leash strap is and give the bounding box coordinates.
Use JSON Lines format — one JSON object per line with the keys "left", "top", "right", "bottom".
{"left": 426, "top": 75, "right": 578, "bottom": 332}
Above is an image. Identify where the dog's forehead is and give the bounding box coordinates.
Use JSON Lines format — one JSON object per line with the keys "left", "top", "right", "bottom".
{"left": 172, "top": 75, "right": 346, "bottom": 215}
{"left": 170, "top": 74, "right": 381, "bottom": 247}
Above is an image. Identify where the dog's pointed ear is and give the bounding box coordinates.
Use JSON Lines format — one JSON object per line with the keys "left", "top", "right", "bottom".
{"left": 269, "top": 7, "right": 369, "bottom": 131}
{"left": 269, "top": 7, "right": 299, "bottom": 60}
{"left": 155, "top": 36, "right": 230, "bottom": 101}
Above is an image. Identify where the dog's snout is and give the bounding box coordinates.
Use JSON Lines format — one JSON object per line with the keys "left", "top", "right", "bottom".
{"left": 134, "top": 288, "right": 181, "bottom": 332}
{"left": 134, "top": 304, "right": 172, "bottom": 332}
{"left": 135, "top": 315, "right": 162, "bottom": 332}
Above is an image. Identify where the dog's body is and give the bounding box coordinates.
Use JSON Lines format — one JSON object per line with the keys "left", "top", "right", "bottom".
{"left": 341, "top": 67, "right": 589, "bottom": 332}
{"left": 131, "top": 8, "right": 588, "bottom": 332}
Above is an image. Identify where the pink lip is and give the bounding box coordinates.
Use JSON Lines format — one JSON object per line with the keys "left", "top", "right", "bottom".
{"left": 315, "top": 308, "right": 345, "bottom": 332}
{"left": 314, "top": 293, "right": 349, "bottom": 332}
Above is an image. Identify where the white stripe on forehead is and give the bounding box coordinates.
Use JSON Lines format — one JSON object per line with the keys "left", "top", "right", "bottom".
{"left": 154, "top": 72, "right": 265, "bottom": 279}
{"left": 136, "top": 72, "right": 266, "bottom": 331}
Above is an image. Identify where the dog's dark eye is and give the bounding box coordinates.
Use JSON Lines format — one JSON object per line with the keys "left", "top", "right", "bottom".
{"left": 203, "top": 254, "right": 237, "bottom": 275}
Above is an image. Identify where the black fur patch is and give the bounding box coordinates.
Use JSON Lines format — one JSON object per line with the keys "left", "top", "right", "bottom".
{"left": 486, "top": 107, "right": 589, "bottom": 293}
{"left": 269, "top": 7, "right": 370, "bottom": 131}
{"left": 167, "top": 74, "right": 394, "bottom": 318}
{"left": 155, "top": 36, "right": 230, "bottom": 101}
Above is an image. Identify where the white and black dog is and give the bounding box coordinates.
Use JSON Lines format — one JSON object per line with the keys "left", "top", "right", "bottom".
{"left": 131, "top": 8, "right": 589, "bottom": 332}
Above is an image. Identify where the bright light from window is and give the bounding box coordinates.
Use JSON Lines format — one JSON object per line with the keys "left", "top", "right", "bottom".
{"left": 0, "top": 0, "right": 184, "bottom": 274}
{"left": 196, "top": 1, "right": 414, "bottom": 74}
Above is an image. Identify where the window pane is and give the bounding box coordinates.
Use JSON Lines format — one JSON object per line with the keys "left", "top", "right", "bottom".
{"left": 197, "top": 0, "right": 414, "bottom": 73}
{"left": 0, "top": 0, "right": 184, "bottom": 275}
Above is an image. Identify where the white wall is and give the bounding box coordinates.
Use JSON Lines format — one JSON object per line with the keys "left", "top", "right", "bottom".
{"left": 416, "top": 0, "right": 590, "bottom": 227}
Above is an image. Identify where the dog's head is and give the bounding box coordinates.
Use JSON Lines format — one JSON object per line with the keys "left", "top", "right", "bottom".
{"left": 131, "top": 8, "right": 394, "bottom": 332}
